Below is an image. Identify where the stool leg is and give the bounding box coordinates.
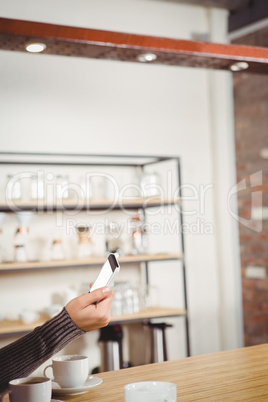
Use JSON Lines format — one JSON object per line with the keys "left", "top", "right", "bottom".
{"left": 162, "top": 328, "right": 168, "bottom": 361}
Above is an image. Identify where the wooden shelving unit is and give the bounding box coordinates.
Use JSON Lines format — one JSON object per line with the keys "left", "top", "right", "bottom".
{"left": 0, "top": 152, "right": 190, "bottom": 355}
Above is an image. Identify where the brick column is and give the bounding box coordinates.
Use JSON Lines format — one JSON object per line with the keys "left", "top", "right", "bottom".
{"left": 232, "top": 28, "right": 268, "bottom": 346}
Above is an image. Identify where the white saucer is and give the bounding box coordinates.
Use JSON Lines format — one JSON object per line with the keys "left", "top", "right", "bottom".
{"left": 52, "top": 376, "right": 103, "bottom": 396}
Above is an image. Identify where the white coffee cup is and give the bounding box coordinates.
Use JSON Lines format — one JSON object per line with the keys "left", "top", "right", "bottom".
{"left": 0, "top": 377, "right": 51, "bottom": 402}
{"left": 43, "top": 354, "right": 89, "bottom": 388}
{"left": 124, "top": 381, "right": 177, "bottom": 402}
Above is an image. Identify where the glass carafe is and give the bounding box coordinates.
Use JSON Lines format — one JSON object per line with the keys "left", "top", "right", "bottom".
{"left": 105, "top": 221, "right": 121, "bottom": 254}
{"left": 76, "top": 225, "right": 92, "bottom": 259}
{"left": 130, "top": 214, "right": 147, "bottom": 255}
{"left": 14, "top": 227, "right": 28, "bottom": 262}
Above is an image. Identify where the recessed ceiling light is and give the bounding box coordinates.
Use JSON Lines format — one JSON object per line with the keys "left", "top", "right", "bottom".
{"left": 230, "top": 61, "right": 249, "bottom": 72}
{"left": 25, "top": 43, "right": 47, "bottom": 53}
{"left": 137, "top": 53, "right": 157, "bottom": 62}
{"left": 260, "top": 148, "right": 268, "bottom": 159}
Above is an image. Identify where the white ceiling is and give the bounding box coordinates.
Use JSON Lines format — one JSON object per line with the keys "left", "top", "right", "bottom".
{"left": 163, "top": 0, "right": 250, "bottom": 12}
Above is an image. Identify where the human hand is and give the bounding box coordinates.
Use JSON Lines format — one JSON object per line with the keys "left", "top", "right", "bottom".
{"left": 65, "top": 287, "right": 114, "bottom": 332}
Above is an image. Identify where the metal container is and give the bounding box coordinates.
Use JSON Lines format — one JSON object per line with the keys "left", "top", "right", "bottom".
{"left": 98, "top": 325, "right": 123, "bottom": 372}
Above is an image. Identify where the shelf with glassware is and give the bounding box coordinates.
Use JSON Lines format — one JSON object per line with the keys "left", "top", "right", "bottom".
{"left": 0, "top": 253, "right": 183, "bottom": 273}
{"left": 0, "top": 152, "right": 190, "bottom": 356}
{"left": 0, "top": 307, "right": 187, "bottom": 338}
{"left": 0, "top": 196, "right": 182, "bottom": 272}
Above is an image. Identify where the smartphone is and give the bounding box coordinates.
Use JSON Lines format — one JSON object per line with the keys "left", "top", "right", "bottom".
{"left": 90, "top": 253, "right": 120, "bottom": 292}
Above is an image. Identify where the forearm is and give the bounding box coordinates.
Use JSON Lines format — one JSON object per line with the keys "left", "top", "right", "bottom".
{"left": 0, "top": 308, "right": 84, "bottom": 394}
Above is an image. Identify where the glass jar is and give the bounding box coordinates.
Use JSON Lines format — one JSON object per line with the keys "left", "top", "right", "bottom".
{"left": 76, "top": 225, "right": 92, "bottom": 259}
{"left": 111, "top": 284, "right": 124, "bottom": 316}
{"left": 140, "top": 171, "right": 161, "bottom": 197}
{"left": 105, "top": 221, "right": 121, "bottom": 254}
{"left": 130, "top": 285, "right": 140, "bottom": 314}
{"left": 140, "top": 285, "right": 160, "bottom": 310}
{"left": 30, "top": 172, "right": 44, "bottom": 200}
{"left": 6, "top": 174, "right": 21, "bottom": 201}
{"left": 51, "top": 239, "right": 64, "bottom": 260}
{"left": 111, "top": 282, "right": 140, "bottom": 316}
{"left": 91, "top": 174, "right": 107, "bottom": 200}
{"left": 14, "top": 227, "right": 28, "bottom": 262}
{"left": 0, "top": 213, "right": 5, "bottom": 263}
{"left": 77, "top": 236, "right": 92, "bottom": 260}
{"left": 79, "top": 174, "right": 92, "bottom": 200}
{"left": 122, "top": 282, "right": 140, "bottom": 315}
{"left": 56, "top": 175, "right": 69, "bottom": 200}
{"left": 130, "top": 214, "right": 147, "bottom": 255}
{"left": 122, "top": 284, "right": 135, "bottom": 315}
{"left": 14, "top": 245, "right": 27, "bottom": 263}
{"left": 0, "top": 229, "right": 3, "bottom": 263}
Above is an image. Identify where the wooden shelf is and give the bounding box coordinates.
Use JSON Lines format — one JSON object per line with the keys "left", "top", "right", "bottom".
{"left": 110, "top": 307, "right": 186, "bottom": 324}
{"left": 0, "top": 307, "right": 186, "bottom": 338}
{"left": 1, "top": 17, "right": 268, "bottom": 74}
{"left": 0, "top": 197, "right": 180, "bottom": 212}
{"left": 0, "top": 315, "right": 48, "bottom": 337}
{"left": 0, "top": 253, "right": 183, "bottom": 273}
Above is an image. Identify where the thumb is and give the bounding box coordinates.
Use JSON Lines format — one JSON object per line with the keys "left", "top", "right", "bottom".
{"left": 84, "top": 287, "right": 111, "bottom": 306}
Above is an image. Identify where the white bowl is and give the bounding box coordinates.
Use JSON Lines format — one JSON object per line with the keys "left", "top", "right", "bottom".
{"left": 43, "top": 304, "right": 62, "bottom": 318}
{"left": 19, "top": 310, "right": 40, "bottom": 324}
{"left": 124, "top": 381, "right": 176, "bottom": 402}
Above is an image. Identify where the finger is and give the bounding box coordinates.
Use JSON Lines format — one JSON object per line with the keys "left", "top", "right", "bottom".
{"left": 80, "top": 287, "right": 112, "bottom": 307}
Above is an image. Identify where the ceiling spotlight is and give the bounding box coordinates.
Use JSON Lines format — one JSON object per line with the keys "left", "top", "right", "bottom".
{"left": 260, "top": 148, "right": 268, "bottom": 159}
{"left": 230, "top": 61, "right": 249, "bottom": 72}
{"left": 25, "top": 43, "right": 47, "bottom": 53}
{"left": 137, "top": 53, "right": 157, "bottom": 62}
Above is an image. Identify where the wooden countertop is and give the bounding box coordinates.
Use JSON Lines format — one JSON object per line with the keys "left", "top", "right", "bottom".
{"left": 55, "top": 344, "right": 268, "bottom": 401}
{"left": 3, "top": 344, "right": 268, "bottom": 401}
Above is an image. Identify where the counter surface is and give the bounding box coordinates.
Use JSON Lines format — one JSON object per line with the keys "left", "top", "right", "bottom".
{"left": 3, "top": 343, "right": 268, "bottom": 401}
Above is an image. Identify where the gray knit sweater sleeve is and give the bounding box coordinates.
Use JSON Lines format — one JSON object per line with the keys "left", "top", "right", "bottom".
{"left": 0, "top": 308, "right": 84, "bottom": 394}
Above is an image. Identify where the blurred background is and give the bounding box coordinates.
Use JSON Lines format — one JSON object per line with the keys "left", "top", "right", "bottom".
{"left": 0, "top": 0, "right": 267, "bottom": 375}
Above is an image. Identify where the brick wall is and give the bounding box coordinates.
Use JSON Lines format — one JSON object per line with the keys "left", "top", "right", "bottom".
{"left": 232, "top": 28, "right": 268, "bottom": 346}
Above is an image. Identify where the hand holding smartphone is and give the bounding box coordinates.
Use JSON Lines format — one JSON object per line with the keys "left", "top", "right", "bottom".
{"left": 90, "top": 253, "right": 120, "bottom": 292}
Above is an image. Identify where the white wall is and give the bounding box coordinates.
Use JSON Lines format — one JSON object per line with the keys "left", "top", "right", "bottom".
{"left": 0, "top": 0, "right": 243, "bottom": 372}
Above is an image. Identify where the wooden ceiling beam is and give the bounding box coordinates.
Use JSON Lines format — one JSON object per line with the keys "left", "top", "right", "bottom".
{"left": 1, "top": 17, "right": 268, "bottom": 74}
